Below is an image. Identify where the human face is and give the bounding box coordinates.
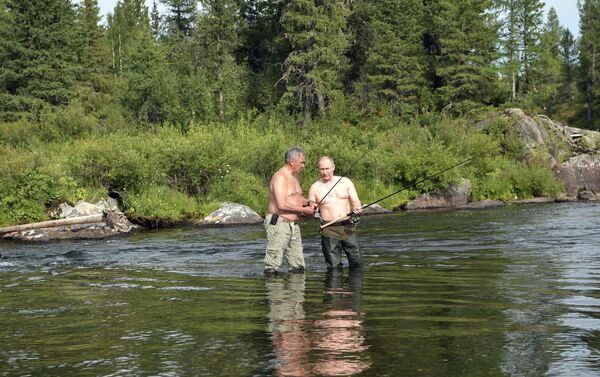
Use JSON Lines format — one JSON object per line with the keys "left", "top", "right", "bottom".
{"left": 290, "top": 153, "right": 306, "bottom": 174}
{"left": 318, "top": 158, "right": 335, "bottom": 182}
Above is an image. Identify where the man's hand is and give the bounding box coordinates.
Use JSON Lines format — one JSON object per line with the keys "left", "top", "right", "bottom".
{"left": 352, "top": 207, "right": 362, "bottom": 215}
{"left": 302, "top": 199, "right": 315, "bottom": 207}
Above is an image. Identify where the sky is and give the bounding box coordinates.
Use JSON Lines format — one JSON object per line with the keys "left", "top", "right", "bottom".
{"left": 96, "top": 0, "right": 580, "bottom": 37}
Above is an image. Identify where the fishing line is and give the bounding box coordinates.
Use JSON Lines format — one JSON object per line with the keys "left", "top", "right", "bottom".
{"left": 320, "top": 148, "right": 496, "bottom": 229}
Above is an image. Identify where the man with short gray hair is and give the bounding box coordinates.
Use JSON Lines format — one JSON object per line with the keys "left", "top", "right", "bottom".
{"left": 264, "top": 147, "right": 316, "bottom": 276}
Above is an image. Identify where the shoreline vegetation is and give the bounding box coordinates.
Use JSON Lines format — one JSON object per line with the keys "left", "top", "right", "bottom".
{"left": 2, "top": 0, "right": 600, "bottom": 229}
{"left": 0, "top": 108, "right": 568, "bottom": 229}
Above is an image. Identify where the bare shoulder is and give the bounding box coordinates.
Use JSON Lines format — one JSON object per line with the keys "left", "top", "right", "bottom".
{"left": 270, "top": 169, "right": 287, "bottom": 188}
{"left": 309, "top": 180, "right": 322, "bottom": 191}
{"left": 340, "top": 177, "right": 355, "bottom": 187}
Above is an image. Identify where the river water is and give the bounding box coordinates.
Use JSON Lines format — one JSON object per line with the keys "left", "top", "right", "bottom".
{"left": 1, "top": 202, "right": 600, "bottom": 376}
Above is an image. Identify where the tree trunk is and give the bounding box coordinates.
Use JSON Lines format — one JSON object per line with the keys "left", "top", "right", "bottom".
{"left": 317, "top": 93, "right": 326, "bottom": 115}
{"left": 303, "top": 88, "right": 311, "bottom": 128}
{"left": 217, "top": 67, "right": 224, "bottom": 121}
{"left": 511, "top": 69, "right": 516, "bottom": 101}
{"left": 587, "top": 45, "right": 596, "bottom": 121}
{"left": 0, "top": 215, "right": 104, "bottom": 236}
{"left": 118, "top": 28, "right": 123, "bottom": 74}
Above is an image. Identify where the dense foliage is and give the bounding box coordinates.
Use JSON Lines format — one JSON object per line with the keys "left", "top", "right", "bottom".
{"left": 0, "top": 0, "right": 593, "bottom": 226}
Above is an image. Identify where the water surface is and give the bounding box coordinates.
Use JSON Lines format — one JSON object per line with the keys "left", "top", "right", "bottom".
{"left": 1, "top": 203, "right": 600, "bottom": 376}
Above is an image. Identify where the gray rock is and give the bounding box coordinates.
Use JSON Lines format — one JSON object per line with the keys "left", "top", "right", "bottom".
{"left": 556, "top": 193, "right": 578, "bottom": 202}
{"left": 508, "top": 197, "right": 556, "bottom": 204}
{"left": 200, "top": 202, "right": 263, "bottom": 225}
{"left": 73, "top": 201, "right": 104, "bottom": 216}
{"left": 578, "top": 191, "right": 596, "bottom": 201}
{"left": 505, "top": 108, "right": 551, "bottom": 150}
{"left": 361, "top": 204, "right": 393, "bottom": 215}
{"left": 56, "top": 203, "right": 78, "bottom": 218}
{"left": 557, "top": 154, "right": 600, "bottom": 197}
{"left": 404, "top": 179, "right": 471, "bottom": 210}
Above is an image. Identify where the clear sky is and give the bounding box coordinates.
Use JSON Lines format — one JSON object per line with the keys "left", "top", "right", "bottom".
{"left": 96, "top": 0, "right": 580, "bottom": 37}
{"left": 544, "top": 0, "right": 579, "bottom": 37}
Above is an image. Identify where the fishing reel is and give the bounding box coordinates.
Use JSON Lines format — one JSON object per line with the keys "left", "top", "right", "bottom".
{"left": 349, "top": 213, "right": 361, "bottom": 226}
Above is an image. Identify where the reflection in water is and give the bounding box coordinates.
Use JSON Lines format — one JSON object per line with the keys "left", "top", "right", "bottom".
{"left": 266, "top": 274, "right": 311, "bottom": 377}
{"left": 266, "top": 270, "right": 370, "bottom": 376}
{"left": 313, "top": 269, "right": 369, "bottom": 376}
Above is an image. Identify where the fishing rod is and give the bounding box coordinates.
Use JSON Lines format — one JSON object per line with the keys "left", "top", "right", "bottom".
{"left": 320, "top": 149, "right": 496, "bottom": 229}
{"left": 312, "top": 149, "right": 371, "bottom": 209}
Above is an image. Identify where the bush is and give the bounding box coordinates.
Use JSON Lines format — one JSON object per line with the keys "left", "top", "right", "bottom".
{"left": 205, "top": 169, "right": 268, "bottom": 214}
{"left": 123, "top": 185, "right": 199, "bottom": 226}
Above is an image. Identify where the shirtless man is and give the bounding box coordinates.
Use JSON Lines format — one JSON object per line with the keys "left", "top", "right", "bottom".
{"left": 264, "top": 146, "right": 316, "bottom": 276}
{"left": 309, "top": 156, "right": 363, "bottom": 270}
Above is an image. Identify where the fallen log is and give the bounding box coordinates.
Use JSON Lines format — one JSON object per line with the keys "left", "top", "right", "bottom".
{"left": 0, "top": 214, "right": 104, "bottom": 235}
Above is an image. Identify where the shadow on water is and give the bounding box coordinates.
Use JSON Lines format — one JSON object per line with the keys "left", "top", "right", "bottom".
{"left": 1, "top": 202, "right": 600, "bottom": 375}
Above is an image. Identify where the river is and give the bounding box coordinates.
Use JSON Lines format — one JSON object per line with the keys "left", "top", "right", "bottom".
{"left": 1, "top": 202, "right": 600, "bottom": 376}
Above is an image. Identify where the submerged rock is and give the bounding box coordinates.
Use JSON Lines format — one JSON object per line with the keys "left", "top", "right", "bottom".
{"left": 199, "top": 202, "right": 263, "bottom": 225}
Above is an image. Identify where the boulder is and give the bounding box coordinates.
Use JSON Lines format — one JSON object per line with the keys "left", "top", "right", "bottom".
{"left": 404, "top": 179, "right": 471, "bottom": 210}
{"left": 578, "top": 191, "right": 597, "bottom": 201}
{"left": 505, "top": 108, "right": 551, "bottom": 150}
{"left": 557, "top": 154, "right": 600, "bottom": 197}
{"left": 361, "top": 204, "right": 393, "bottom": 215}
{"left": 200, "top": 202, "right": 263, "bottom": 225}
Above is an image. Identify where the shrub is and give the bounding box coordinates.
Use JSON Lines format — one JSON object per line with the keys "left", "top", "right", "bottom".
{"left": 205, "top": 169, "right": 268, "bottom": 214}
{"left": 123, "top": 185, "right": 199, "bottom": 226}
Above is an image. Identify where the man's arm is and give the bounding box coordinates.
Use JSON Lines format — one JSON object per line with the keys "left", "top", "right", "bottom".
{"left": 273, "top": 174, "right": 314, "bottom": 215}
{"left": 307, "top": 183, "right": 318, "bottom": 206}
{"left": 347, "top": 178, "right": 362, "bottom": 214}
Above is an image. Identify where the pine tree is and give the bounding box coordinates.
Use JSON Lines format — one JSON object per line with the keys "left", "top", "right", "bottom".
{"left": 194, "top": 0, "right": 246, "bottom": 122}
{"left": 106, "top": 0, "right": 149, "bottom": 75}
{"left": 558, "top": 28, "right": 578, "bottom": 105}
{"left": 0, "top": 0, "right": 17, "bottom": 102}
{"left": 76, "top": 0, "right": 109, "bottom": 77}
{"left": 238, "top": 0, "right": 289, "bottom": 111}
{"left": 160, "top": 0, "right": 196, "bottom": 37}
{"left": 578, "top": 0, "right": 600, "bottom": 124}
{"left": 280, "top": 0, "right": 350, "bottom": 127}
{"left": 106, "top": 0, "right": 180, "bottom": 126}
{"left": 366, "top": 0, "right": 426, "bottom": 114}
{"left": 496, "top": 0, "right": 521, "bottom": 101}
{"left": 151, "top": 1, "right": 162, "bottom": 39}
{"left": 519, "top": 0, "right": 545, "bottom": 95}
{"left": 345, "top": 0, "right": 373, "bottom": 99}
{"left": 533, "top": 8, "right": 562, "bottom": 114}
{"left": 432, "top": 0, "right": 499, "bottom": 112}
{"left": 0, "top": 0, "right": 79, "bottom": 117}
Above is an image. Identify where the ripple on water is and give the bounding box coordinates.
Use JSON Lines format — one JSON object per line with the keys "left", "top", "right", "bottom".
{"left": 158, "top": 286, "right": 212, "bottom": 291}
{"left": 560, "top": 312, "right": 600, "bottom": 331}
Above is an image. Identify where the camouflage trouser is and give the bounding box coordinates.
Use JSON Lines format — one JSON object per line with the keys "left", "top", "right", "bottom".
{"left": 320, "top": 224, "right": 362, "bottom": 270}
{"left": 264, "top": 214, "right": 305, "bottom": 273}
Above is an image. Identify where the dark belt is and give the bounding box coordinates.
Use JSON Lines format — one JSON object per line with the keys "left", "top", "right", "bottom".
{"left": 321, "top": 219, "right": 353, "bottom": 226}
